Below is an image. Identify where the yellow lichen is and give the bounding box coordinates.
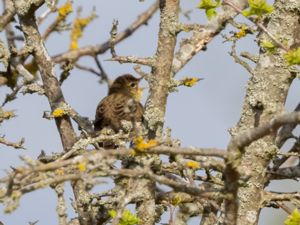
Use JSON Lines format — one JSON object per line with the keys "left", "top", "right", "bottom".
{"left": 130, "top": 149, "right": 137, "bottom": 156}
{"left": 133, "top": 136, "right": 158, "bottom": 152}
{"left": 57, "top": 0, "right": 73, "bottom": 21}
{"left": 171, "top": 194, "right": 182, "bottom": 205}
{"left": 1, "top": 110, "right": 14, "bottom": 120}
{"left": 185, "top": 161, "right": 200, "bottom": 169}
{"left": 235, "top": 25, "right": 247, "bottom": 38}
{"left": 55, "top": 168, "right": 65, "bottom": 176}
{"left": 70, "top": 40, "right": 78, "bottom": 50}
{"left": 78, "top": 162, "right": 87, "bottom": 172}
{"left": 70, "top": 12, "right": 96, "bottom": 50}
{"left": 182, "top": 77, "right": 201, "bottom": 87}
{"left": 52, "top": 108, "right": 66, "bottom": 118}
{"left": 11, "top": 191, "right": 21, "bottom": 200}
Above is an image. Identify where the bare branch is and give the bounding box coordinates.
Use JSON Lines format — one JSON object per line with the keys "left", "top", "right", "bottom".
{"left": 37, "top": 0, "right": 57, "bottom": 25}
{"left": 172, "top": 0, "right": 249, "bottom": 74}
{"left": 94, "top": 56, "right": 111, "bottom": 85}
{"left": 109, "top": 19, "right": 118, "bottom": 58}
{"left": 276, "top": 103, "right": 300, "bottom": 148}
{"left": 52, "top": 1, "right": 159, "bottom": 63}
{"left": 274, "top": 202, "right": 293, "bottom": 214}
{"left": 110, "top": 168, "right": 226, "bottom": 199}
{"left": 230, "top": 111, "right": 300, "bottom": 151}
{"left": 224, "top": 111, "right": 300, "bottom": 224}
{"left": 263, "top": 191, "right": 300, "bottom": 204}
{"left": 13, "top": 3, "right": 92, "bottom": 224}
{"left": 15, "top": 5, "right": 77, "bottom": 150}
{"left": 229, "top": 41, "right": 254, "bottom": 75}
{"left": 272, "top": 136, "right": 300, "bottom": 171}
{"left": 107, "top": 56, "right": 155, "bottom": 66}
{"left": 148, "top": 146, "right": 227, "bottom": 158}
{"left": 223, "top": 0, "right": 289, "bottom": 52}
{"left": 0, "top": 136, "right": 25, "bottom": 149}
{"left": 75, "top": 63, "right": 101, "bottom": 77}
{"left": 134, "top": 65, "right": 150, "bottom": 79}
{"left": 144, "top": 0, "right": 180, "bottom": 137}
{"left": 240, "top": 51, "right": 259, "bottom": 63}
{"left": 270, "top": 165, "right": 300, "bottom": 179}
{"left": 0, "top": 0, "right": 16, "bottom": 31}
{"left": 53, "top": 183, "right": 67, "bottom": 225}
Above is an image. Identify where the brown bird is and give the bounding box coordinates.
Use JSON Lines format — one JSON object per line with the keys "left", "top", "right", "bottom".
{"left": 94, "top": 74, "right": 144, "bottom": 133}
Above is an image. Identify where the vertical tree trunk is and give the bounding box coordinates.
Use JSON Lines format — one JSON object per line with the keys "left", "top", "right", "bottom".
{"left": 232, "top": 0, "right": 300, "bottom": 224}
{"left": 144, "top": 0, "right": 179, "bottom": 138}
{"left": 138, "top": 0, "right": 179, "bottom": 224}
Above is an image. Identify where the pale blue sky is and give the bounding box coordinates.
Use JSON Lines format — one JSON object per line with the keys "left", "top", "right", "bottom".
{"left": 0, "top": 0, "right": 299, "bottom": 224}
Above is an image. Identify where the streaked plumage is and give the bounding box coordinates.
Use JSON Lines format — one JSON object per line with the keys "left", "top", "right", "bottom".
{"left": 94, "top": 74, "right": 143, "bottom": 132}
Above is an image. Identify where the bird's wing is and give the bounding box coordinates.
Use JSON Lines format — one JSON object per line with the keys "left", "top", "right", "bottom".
{"left": 94, "top": 95, "right": 112, "bottom": 131}
{"left": 94, "top": 94, "right": 132, "bottom": 131}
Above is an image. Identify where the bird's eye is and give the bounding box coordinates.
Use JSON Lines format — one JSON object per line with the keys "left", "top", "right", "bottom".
{"left": 130, "top": 82, "right": 136, "bottom": 88}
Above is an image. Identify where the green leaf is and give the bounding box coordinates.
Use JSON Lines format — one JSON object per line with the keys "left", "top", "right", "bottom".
{"left": 108, "top": 210, "right": 117, "bottom": 218}
{"left": 242, "top": 0, "right": 274, "bottom": 17}
{"left": 198, "top": 0, "right": 221, "bottom": 20}
{"left": 108, "top": 209, "right": 141, "bottom": 225}
{"left": 260, "top": 40, "right": 276, "bottom": 54}
{"left": 285, "top": 209, "right": 300, "bottom": 225}
{"left": 120, "top": 210, "right": 141, "bottom": 225}
{"left": 206, "top": 8, "right": 217, "bottom": 19}
{"left": 284, "top": 47, "right": 300, "bottom": 66}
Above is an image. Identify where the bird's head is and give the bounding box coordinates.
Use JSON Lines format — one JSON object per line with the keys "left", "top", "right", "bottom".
{"left": 108, "top": 74, "right": 143, "bottom": 100}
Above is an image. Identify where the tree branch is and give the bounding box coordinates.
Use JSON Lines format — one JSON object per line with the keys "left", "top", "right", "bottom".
{"left": 52, "top": 1, "right": 159, "bottom": 63}
{"left": 230, "top": 111, "right": 300, "bottom": 151}
{"left": 171, "top": 0, "right": 248, "bottom": 74}
{"left": 13, "top": 2, "right": 91, "bottom": 224}
{"left": 144, "top": 0, "right": 179, "bottom": 137}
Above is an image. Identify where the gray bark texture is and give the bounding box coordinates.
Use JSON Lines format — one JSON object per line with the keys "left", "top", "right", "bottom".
{"left": 230, "top": 0, "right": 300, "bottom": 224}
{"left": 0, "top": 0, "right": 299, "bottom": 225}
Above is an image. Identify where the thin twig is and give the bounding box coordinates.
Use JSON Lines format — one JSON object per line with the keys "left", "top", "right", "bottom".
{"left": 109, "top": 19, "right": 118, "bottom": 58}
{"left": 229, "top": 41, "right": 253, "bottom": 75}
{"left": 0, "top": 136, "right": 25, "bottom": 149}
{"left": 107, "top": 56, "right": 155, "bottom": 66}
{"left": 94, "top": 56, "right": 111, "bottom": 85}
{"left": 52, "top": 0, "right": 159, "bottom": 63}
{"left": 223, "top": 0, "right": 289, "bottom": 52}
{"left": 276, "top": 103, "right": 300, "bottom": 148}
{"left": 75, "top": 63, "right": 101, "bottom": 76}
{"left": 37, "top": 0, "right": 58, "bottom": 25}
{"left": 274, "top": 202, "right": 293, "bottom": 214}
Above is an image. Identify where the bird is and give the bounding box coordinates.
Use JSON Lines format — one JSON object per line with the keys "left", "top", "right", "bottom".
{"left": 94, "top": 74, "right": 144, "bottom": 134}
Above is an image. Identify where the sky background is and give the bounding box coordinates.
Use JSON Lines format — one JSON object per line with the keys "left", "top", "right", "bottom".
{"left": 0, "top": 0, "right": 299, "bottom": 224}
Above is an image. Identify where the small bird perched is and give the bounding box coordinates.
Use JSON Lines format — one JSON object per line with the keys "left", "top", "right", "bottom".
{"left": 94, "top": 74, "right": 144, "bottom": 133}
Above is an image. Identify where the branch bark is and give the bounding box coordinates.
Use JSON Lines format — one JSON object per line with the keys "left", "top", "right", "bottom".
{"left": 13, "top": 2, "right": 91, "bottom": 224}
{"left": 171, "top": 0, "right": 248, "bottom": 74}
{"left": 144, "top": 0, "right": 179, "bottom": 138}
{"left": 224, "top": 0, "right": 300, "bottom": 224}
{"left": 133, "top": 1, "right": 180, "bottom": 224}
{"left": 52, "top": 1, "right": 159, "bottom": 63}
